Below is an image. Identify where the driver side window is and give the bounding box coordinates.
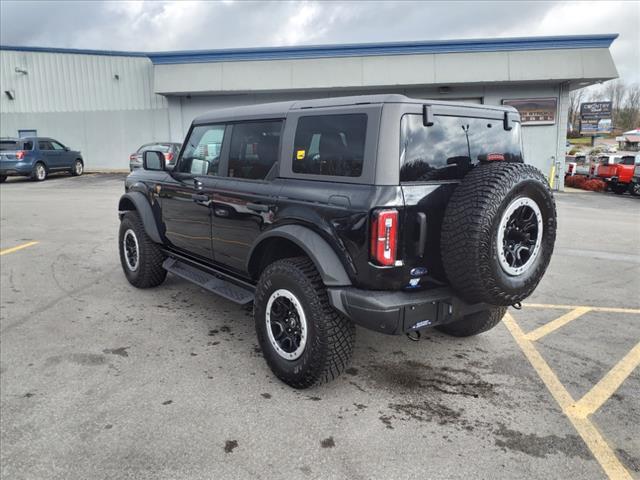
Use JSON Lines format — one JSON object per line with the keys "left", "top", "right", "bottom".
{"left": 179, "top": 124, "right": 225, "bottom": 176}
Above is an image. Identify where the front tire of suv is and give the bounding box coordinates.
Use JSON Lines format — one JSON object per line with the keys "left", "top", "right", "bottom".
{"left": 254, "top": 257, "right": 355, "bottom": 389}
{"left": 71, "top": 159, "right": 84, "bottom": 176}
{"left": 118, "top": 211, "right": 167, "bottom": 288}
{"left": 436, "top": 307, "right": 507, "bottom": 337}
{"left": 441, "top": 162, "right": 557, "bottom": 306}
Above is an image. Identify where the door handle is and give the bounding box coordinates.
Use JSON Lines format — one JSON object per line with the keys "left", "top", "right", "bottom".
{"left": 247, "top": 202, "right": 270, "bottom": 213}
{"left": 191, "top": 193, "right": 209, "bottom": 202}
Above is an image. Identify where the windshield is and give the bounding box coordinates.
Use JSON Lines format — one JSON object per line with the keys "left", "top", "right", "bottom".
{"left": 400, "top": 114, "right": 523, "bottom": 182}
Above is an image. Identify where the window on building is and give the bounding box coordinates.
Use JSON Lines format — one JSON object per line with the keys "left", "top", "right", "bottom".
{"left": 179, "top": 125, "right": 226, "bottom": 176}
{"left": 228, "top": 121, "right": 282, "bottom": 180}
{"left": 292, "top": 114, "right": 367, "bottom": 177}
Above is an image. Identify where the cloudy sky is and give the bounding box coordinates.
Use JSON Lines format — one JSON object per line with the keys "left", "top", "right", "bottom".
{"left": 1, "top": 0, "right": 638, "bottom": 84}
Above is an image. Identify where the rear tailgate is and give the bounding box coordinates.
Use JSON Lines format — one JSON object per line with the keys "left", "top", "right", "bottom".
{"left": 398, "top": 112, "right": 523, "bottom": 285}
{"left": 0, "top": 139, "right": 31, "bottom": 162}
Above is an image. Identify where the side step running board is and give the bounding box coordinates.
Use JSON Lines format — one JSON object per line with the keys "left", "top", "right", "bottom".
{"left": 163, "top": 258, "right": 254, "bottom": 305}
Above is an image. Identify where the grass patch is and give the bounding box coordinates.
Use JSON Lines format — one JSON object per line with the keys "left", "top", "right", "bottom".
{"left": 568, "top": 137, "right": 592, "bottom": 145}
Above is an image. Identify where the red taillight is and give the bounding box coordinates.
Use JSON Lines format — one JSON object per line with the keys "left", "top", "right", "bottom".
{"left": 370, "top": 209, "right": 398, "bottom": 266}
{"left": 486, "top": 153, "right": 505, "bottom": 161}
{"left": 164, "top": 152, "right": 174, "bottom": 163}
{"left": 16, "top": 150, "right": 25, "bottom": 160}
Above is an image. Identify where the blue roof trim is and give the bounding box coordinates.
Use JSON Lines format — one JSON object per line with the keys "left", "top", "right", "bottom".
{"left": 1, "top": 34, "right": 618, "bottom": 65}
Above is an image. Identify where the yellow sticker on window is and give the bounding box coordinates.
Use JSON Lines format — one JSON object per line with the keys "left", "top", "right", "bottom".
{"left": 296, "top": 149, "right": 305, "bottom": 160}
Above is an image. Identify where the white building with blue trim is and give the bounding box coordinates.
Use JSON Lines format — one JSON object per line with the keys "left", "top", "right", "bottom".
{"left": 0, "top": 34, "right": 619, "bottom": 188}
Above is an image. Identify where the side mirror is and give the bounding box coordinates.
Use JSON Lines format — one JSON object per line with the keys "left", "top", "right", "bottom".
{"left": 143, "top": 150, "right": 165, "bottom": 171}
{"left": 64, "top": 146, "right": 70, "bottom": 151}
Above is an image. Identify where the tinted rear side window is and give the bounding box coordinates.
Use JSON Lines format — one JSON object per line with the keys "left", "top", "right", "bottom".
{"left": 400, "top": 115, "right": 523, "bottom": 182}
{"left": 0, "top": 141, "right": 19, "bottom": 150}
{"left": 228, "top": 121, "right": 282, "bottom": 180}
{"left": 292, "top": 114, "right": 367, "bottom": 177}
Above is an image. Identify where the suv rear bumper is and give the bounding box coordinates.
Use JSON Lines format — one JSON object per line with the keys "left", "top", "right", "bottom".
{"left": 327, "top": 286, "right": 489, "bottom": 335}
{"left": 0, "top": 161, "right": 33, "bottom": 176}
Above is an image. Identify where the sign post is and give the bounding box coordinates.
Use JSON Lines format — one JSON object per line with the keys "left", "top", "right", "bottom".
{"left": 579, "top": 102, "right": 613, "bottom": 144}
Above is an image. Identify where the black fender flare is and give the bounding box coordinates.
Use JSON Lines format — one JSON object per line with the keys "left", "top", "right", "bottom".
{"left": 248, "top": 225, "right": 352, "bottom": 287}
{"left": 118, "top": 191, "right": 162, "bottom": 244}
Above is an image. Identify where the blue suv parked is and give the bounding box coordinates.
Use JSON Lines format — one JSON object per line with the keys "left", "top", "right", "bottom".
{"left": 0, "top": 137, "right": 84, "bottom": 182}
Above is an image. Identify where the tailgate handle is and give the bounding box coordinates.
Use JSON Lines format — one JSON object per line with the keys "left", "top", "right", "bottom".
{"left": 417, "top": 212, "right": 427, "bottom": 257}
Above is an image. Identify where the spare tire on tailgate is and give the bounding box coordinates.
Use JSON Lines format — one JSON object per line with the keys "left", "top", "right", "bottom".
{"left": 441, "top": 162, "right": 556, "bottom": 306}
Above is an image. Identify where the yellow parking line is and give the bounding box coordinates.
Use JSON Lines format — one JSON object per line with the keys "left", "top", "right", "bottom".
{"left": 525, "top": 303, "right": 640, "bottom": 315}
{"left": 572, "top": 342, "right": 640, "bottom": 419}
{"left": 503, "top": 313, "right": 632, "bottom": 480}
{"left": 525, "top": 306, "right": 592, "bottom": 341}
{"left": 0, "top": 241, "right": 39, "bottom": 256}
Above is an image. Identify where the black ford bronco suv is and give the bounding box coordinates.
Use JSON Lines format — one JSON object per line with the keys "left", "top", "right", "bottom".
{"left": 118, "top": 94, "right": 556, "bottom": 388}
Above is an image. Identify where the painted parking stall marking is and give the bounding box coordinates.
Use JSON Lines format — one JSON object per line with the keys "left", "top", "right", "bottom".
{"left": 0, "top": 241, "right": 39, "bottom": 256}
{"left": 506, "top": 304, "right": 640, "bottom": 480}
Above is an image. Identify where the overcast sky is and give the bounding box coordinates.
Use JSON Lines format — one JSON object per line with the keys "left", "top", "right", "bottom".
{"left": 1, "top": 0, "right": 638, "bottom": 84}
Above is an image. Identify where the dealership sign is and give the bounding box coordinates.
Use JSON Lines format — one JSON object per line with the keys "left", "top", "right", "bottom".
{"left": 502, "top": 98, "right": 557, "bottom": 125}
{"left": 580, "top": 101, "right": 613, "bottom": 135}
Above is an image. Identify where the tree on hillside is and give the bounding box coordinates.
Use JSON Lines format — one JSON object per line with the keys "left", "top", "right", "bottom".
{"left": 568, "top": 88, "right": 586, "bottom": 134}
{"left": 577, "top": 80, "right": 640, "bottom": 133}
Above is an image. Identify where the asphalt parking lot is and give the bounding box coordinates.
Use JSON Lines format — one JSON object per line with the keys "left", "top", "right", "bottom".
{"left": 1, "top": 173, "right": 639, "bottom": 480}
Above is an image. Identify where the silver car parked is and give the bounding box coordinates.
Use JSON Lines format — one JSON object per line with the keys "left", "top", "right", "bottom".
{"left": 129, "top": 143, "right": 181, "bottom": 171}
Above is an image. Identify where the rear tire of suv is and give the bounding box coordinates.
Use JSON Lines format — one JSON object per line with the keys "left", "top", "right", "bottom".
{"left": 31, "top": 162, "right": 47, "bottom": 182}
{"left": 441, "top": 162, "right": 556, "bottom": 306}
{"left": 0, "top": 176, "right": 6, "bottom": 183}
{"left": 254, "top": 257, "right": 355, "bottom": 389}
{"left": 436, "top": 307, "right": 507, "bottom": 337}
{"left": 118, "top": 211, "right": 167, "bottom": 288}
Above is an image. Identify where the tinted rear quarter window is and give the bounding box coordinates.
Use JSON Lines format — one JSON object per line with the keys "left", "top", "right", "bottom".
{"left": 228, "top": 121, "right": 282, "bottom": 180}
{"left": 400, "top": 115, "right": 523, "bottom": 182}
{"left": 0, "top": 141, "right": 19, "bottom": 151}
{"left": 292, "top": 114, "right": 367, "bottom": 177}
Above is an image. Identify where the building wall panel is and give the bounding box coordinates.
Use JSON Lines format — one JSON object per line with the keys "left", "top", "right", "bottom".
{"left": 0, "top": 50, "right": 167, "bottom": 113}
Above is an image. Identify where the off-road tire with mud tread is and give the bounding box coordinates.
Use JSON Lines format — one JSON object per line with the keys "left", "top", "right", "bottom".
{"left": 254, "top": 257, "right": 355, "bottom": 389}
{"left": 436, "top": 307, "right": 507, "bottom": 337}
{"left": 118, "top": 211, "right": 167, "bottom": 288}
{"left": 441, "top": 162, "right": 556, "bottom": 306}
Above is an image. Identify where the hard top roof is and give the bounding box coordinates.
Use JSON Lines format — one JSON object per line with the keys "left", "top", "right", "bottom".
{"left": 193, "top": 94, "right": 516, "bottom": 124}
